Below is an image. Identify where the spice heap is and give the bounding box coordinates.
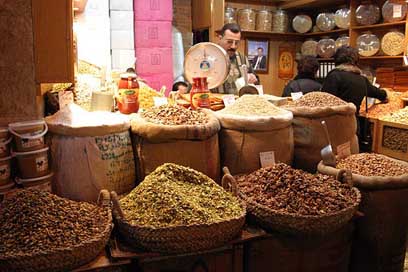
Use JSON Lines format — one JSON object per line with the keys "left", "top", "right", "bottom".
{"left": 141, "top": 105, "right": 209, "bottom": 125}
{"left": 288, "top": 92, "right": 347, "bottom": 107}
{"left": 381, "top": 107, "right": 408, "bottom": 125}
{"left": 236, "top": 163, "right": 357, "bottom": 216}
{"left": 138, "top": 82, "right": 164, "bottom": 109}
{"left": 221, "top": 95, "right": 286, "bottom": 116}
{"left": 359, "top": 91, "right": 403, "bottom": 118}
{"left": 337, "top": 153, "right": 408, "bottom": 177}
{"left": 0, "top": 190, "right": 109, "bottom": 257}
{"left": 120, "top": 163, "right": 244, "bottom": 228}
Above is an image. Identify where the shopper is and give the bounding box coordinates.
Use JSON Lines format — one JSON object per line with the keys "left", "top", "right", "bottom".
{"left": 212, "top": 23, "right": 259, "bottom": 95}
{"left": 282, "top": 55, "right": 321, "bottom": 97}
{"left": 322, "top": 46, "right": 387, "bottom": 113}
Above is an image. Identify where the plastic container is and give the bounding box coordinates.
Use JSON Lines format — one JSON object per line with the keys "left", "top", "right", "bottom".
{"left": 238, "top": 8, "right": 256, "bottom": 31}
{"left": 0, "top": 156, "right": 12, "bottom": 186}
{"left": 224, "top": 6, "right": 237, "bottom": 24}
{"left": 356, "top": 4, "right": 380, "bottom": 25}
{"left": 335, "top": 35, "right": 350, "bottom": 50}
{"left": 357, "top": 32, "right": 380, "bottom": 57}
{"left": 16, "top": 172, "right": 54, "bottom": 192}
{"left": 381, "top": 30, "right": 405, "bottom": 56}
{"left": 335, "top": 8, "right": 350, "bottom": 29}
{"left": 8, "top": 120, "right": 47, "bottom": 152}
{"left": 301, "top": 39, "right": 318, "bottom": 57}
{"left": 292, "top": 15, "right": 312, "bottom": 33}
{"left": 256, "top": 8, "right": 272, "bottom": 32}
{"left": 382, "top": 0, "right": 407, "bottom": 23}
{"left": 273, "top": 9, "right": 288, "bottom": 33}
{"left": 0, "top": 127, "right": 12, "bottom": 158}
{"left": 13, "top": 147, "right": 50, "bottom": 179}
{"left": 190, "top": 77, "right": 210, "bottom": 109}
{"left": 317, "top": 37, "right": 336, "bottom": 58}
{"left": 118, "top": 73, "right": 139, "bottom": 89}
{"left": 316, "top": 13, "right": 336, "bottom": 32}
{"left": 116, "top": 89, "right": 139, "bottom": 114}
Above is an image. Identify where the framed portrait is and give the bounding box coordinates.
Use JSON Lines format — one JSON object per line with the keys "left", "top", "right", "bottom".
{"left": 246, "top": 39, "right": 269, "bottom": 74}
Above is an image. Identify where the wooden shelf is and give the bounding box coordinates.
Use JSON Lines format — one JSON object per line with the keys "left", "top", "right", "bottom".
{"left": 360, "top": 55, "right": 404, "bottom": 60}
{"left": 317, "top": 58, "right": 334, "bottom": 61}
{"left": 240, "top": 30, "right": 303, "bottom": 40}
{"left": 351, "top": 21, "right": 406, "bottom": 31}
{"left": 303, "top": 29, "right": 349, "bottom": 37}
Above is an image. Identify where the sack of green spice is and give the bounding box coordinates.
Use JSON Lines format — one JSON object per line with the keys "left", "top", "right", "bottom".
{"left": 111, "top": 163, "right": 246, "bottom": 253}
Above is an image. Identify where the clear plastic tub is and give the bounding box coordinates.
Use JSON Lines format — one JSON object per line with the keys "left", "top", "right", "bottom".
{"left": 301, "top": 39, "right": 318, "bottom": 57}
{"left": 357, "top": 33, "right": 380, "bottom": 57}
{"left": 381, "top": 30, "right": 405, "bottom": 56}
{"left": 238, "top": 8, "right": 256, "bottom": 31}
{"left": 224, "top": 6, "right": 237, "bottom": 24}
{"left": 273, "top": 9, "right": 288, "bottom": 33}
{"left": 335, "top": 8, "right": 350, "bottom": 29}
{"left": 316, "top": 13, "right": 336, "bottom": 31}
{"left": 317, "top": 37, "right": 336, "bottom": 58}
{"left": 256, "top": 8, "right": 272, "bottom": 32}
{"left": 382, "top": 0, "right": 407, "bottom": 23}
{"left": 356, "top": 4, "right": 380, "bottom": 25}
{"left": 292, "top": 15, "right": 312, "bottom": 33}
{"left": 335, "top": 35, "right": 350, "bottom": 50}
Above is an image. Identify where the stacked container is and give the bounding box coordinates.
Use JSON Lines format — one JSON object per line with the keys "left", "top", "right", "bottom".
{"left": 0, "top": 127, "right": 13, "bottom": 195}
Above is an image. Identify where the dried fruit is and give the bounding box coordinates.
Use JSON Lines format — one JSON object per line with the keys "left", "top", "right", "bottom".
{"left": 141, "top": 105, "right": 209, "bottom": 125}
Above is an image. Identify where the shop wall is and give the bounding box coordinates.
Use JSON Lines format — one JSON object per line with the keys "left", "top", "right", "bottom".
{"left": 0, "top": 1, "right": 41, "bottom": 125}
{"left": 172, "top": 0, "right": 193, "bottom": 55}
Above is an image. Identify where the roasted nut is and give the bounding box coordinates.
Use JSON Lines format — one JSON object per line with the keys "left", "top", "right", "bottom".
{"left": 141, "top": 105, "right": 209, "bottom": 125}
{"left": 382, "top": 126, "right": 408, "bottom": 153}
{"left": 285, "top": 91, "right": 347, "bottom": 108}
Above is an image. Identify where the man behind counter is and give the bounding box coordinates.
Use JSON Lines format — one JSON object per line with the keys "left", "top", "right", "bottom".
{"left": 212, "top": 23, "right": 259, "bottom": 95}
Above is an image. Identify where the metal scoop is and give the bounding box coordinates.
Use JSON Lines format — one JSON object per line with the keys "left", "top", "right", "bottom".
{"left": 320, "top": 120, "right": 336, "bottom": 167}
{"left": 238, "top": 64, "right": 259, "bottom": 96}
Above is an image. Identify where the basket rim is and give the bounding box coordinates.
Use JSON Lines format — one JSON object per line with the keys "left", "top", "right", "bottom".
{"left": 0, "top": 207, "right": 113, "bottom": 261}
{"left": 240, "top": 187, "right": 361, "bottom": 220}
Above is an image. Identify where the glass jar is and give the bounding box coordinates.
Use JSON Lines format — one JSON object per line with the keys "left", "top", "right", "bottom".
{"left": 273, "top": 9, "right": 288, "bottom": 33}
{"left": 256, "top": 8, "right": 272, "bottom": 31}
{"left": 356, "top": 32, "right": 380, "bottom": 57}
{"left": 316, "top": 13, "right": 336, "bottom": 32}
{"left": 292, "top": 15, "right": 312, "bottom": 33}
{"left": 334, "top": 8, "right": 350, "bottom": 29}
{"left": 301, "top": 39, "right": 318, "bottom": 56}
{"left": 382, "top": 0, "right": 407, "bottom": 23}
{"left": 238, "top": 8, "right": 256, "bottom": 31}
{"left": 224, "top": 5, "right": 237, "bottom": 24}
{"left": 317, "top": 37, "right": 336, "bottom": 58}
{"left": 381, "top": 30, "right": 405, "bottom": 56}
{"left": 335, "top": 35, "right": 350, "bottom": 50}
{"left": 355, "top": 4, "right": 380, "bottom": 25}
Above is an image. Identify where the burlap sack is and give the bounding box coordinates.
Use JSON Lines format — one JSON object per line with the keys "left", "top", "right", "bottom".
{"left": 318, "top": 158, "right": 408, "bottom": 272}
{"left": 215, "top": 110, "right": 294, "bottom": 175}
{"left": 288, "top": 103, "right": 358, "bottom": 173}
{"left": 131, "top": 110, "right": 220, "bottom": 182}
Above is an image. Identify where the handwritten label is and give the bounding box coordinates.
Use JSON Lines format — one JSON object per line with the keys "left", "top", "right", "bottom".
{"left": 222, "top": 95, "right": 236, "bottom": 107}
{"left": 291, "top": 92, "right": 303, "bottom": 101}
{"left": 337, "top": 141, "right": 351, "bottom": 159}
{"left": 59, "top": 91, "right": 74, "bottom": 109}
{"left": 393, "top": 4, "right": 402, "bottom": 18}
{"left": 260, "top": 151, "right": 275, "bottom": 168}
{"left": 153, "top": 97, "right": 168, "bottom": 107}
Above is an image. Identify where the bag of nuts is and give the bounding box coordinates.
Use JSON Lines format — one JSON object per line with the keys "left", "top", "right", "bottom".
{"left": 131, "top": 105, "right": 221, "bottom": 182}
{"left": 317, "top": 153, "right": 408, "bottom": 272}
{"left": 284, "top": 92, "right": 359, "bottom": 173}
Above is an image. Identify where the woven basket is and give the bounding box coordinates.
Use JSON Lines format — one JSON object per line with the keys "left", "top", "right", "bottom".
{"left": 111, "top": 191, "right": 246, "bottom": 254}
{"left": 223, "top": 168, "right": 361, "bottom": 236}
{"left": 0, "top": 190, "right": 113, "bottom": 272}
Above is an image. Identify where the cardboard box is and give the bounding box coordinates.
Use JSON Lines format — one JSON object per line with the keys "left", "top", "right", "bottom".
{"left": 111, "top": 30, "right": 134, "bottom": 50}
{"left": 134, "top": 0, "right": 172, "bottom": 21}
{"left": 134, "top": 21, "right": 172, "bottom": 48}
{"left": 110, "top": 11, "right": 134, "bottom": 30}
{"left": 136, "top": 47, "right": 172, "bottom": 74}
{"left": 110, "top": 0, "right": 133, "bottom": 11}
{"left": 112, "top": 49, "right": 136, "bottom": 70}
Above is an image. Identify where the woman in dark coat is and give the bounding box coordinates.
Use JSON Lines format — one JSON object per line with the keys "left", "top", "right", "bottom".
{"left": 282, "top": 55, "right": 322, "bottom": 97}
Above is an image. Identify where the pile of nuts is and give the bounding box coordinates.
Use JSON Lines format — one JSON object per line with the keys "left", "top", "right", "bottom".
{"left": 288, "top": 92, "right": 347, "bottom": 107}
{"left": 301, "top": 40, "right": 318, "bottom": 56}
{"left": 120, "top": 163, "right": 244, "bottom": 228}
{"left": 359, "top": 91, "right": 403, "bottom": 118}
{"left": 382, "top": 126, "right": 408, "bottom": 153}
{"left": 221, "top": 95, "right": 286, "bottom": 116}
{"left": 337, "top": 153, "right": 408, "bottom": 176}
{"left": 0, "top": 190, "right": 109, "bottom": 257}
{"left": 381, "top": 107, "right": 408, "bottom": 125}
{"left": 381, "top": 31, "right": 405, "bottom": 56}
{"left": 141, "top": 105, "right": 209, "bottom": 125}
{"left": 236, "top": 163, "right": 357, "bottom": 216}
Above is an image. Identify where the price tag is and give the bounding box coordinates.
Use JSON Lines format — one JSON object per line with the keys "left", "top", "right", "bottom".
{"left": 393, "top": 4, "right": 402, "bottom": 18}
{"left": 366, "top": 97, "right": 376, "bottom": 107}
{"left": 260, "top": 151, "right": 275, "bottom": 168}
{"left": 222, "top": 95, "right": 236, "bottom": 107}
{"left": 336, "top": 141, "right": 351, "bottom": 160}
{"left": 58, "top": 91, "right": 74, "bottom": 109}
{"left": 291, "top": 92, "right": 303, "bottom": 101}
{"left": 153, "top": 97, "right": 168, "bottom": 107}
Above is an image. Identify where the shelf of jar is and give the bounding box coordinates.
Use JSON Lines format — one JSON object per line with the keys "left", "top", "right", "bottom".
{"left": 359, "top": 55, "right": 404, "bottom": 60}
{"left": 238, "top": 30, "right": 304, "bottom": 40}
{"left": 316, "top": 58, "right": 334, "bottom": 61}
{"left": 303, "top": 28, "right": 349, "bottom": 37}
{"left": 351, "top": 21, "right": 406, "bottom": 31}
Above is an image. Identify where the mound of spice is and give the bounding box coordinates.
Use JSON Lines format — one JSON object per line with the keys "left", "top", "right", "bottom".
{"left": 236, "top": 163, "right": 357, "bottom": 216}
{"left": 221, "top": 95, "right": 286, "bottom": 116}
{"left": 141, "top": 105, "right": 209, "bottom": 125}
{"left": 288, "top": 92, "right": 347, "bottom": 107}
{"left": 337, "top": 153, "right": 408, "bottom": 177}
{"left": 120, "top": 163, "right": 244, "bottom": 228}
{"left": 0, "top": 190, "right": 109, "bottom": 257}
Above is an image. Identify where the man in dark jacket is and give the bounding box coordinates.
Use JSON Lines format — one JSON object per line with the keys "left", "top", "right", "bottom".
{"left": 282, "top": 55, "right": 321, "bottom": 97}
{"left": 322, "top": 46, "right": 387, "bottom": 113}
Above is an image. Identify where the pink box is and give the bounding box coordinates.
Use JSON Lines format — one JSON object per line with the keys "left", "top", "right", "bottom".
{"left": 138, "top": 73, "right": 174, "bottom": 96}
{"left": 134, "top": 21, "right": 172, "bottom": 48}
{"left": 134, "top": 0, "right": 172, "bottom": 21}
{"left": 136, "top": 47, "right": 173, "bottom": 75}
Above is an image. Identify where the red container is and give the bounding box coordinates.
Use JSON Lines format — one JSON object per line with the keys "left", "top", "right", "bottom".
{"left": 117, "top": 90, "right": 139, "bottom": 114}
{"left": 119, "top": 73, "right": 139, "bottom": 89}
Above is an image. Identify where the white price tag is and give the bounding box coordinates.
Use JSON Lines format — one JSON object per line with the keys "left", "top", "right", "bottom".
{"left": 393, "top": 4, "right": 402, "bottom": 18}
{"left": 260, "top": 151, "right": 275, "bottom": 168}
{"left": 153, "top": 97, "right": 168, "bottom": 107}
{"left": 58, "top": 91, "right": 74, "bottom": 109}
{"left": 366, "top": 97, "right": 376, "bottom": 107}
{"left": 291, "top": 92, "right": 303, "bottom": 101}
{"left": 222, "top": 95, "right": 236, "bottom": 107}
{"left": 336, "top": 141, "right": 351, "bottom": 160}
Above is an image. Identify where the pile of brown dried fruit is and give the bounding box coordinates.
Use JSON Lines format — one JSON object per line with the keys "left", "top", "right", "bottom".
{"left": 120, "top": 163, "right": 244, "bottom": 228}
{"left": 236, "top": 163, "right": 357, "bottom": 216}
{"left": 0, "top": 190, "right": 109, "bottom": 257}
{"left": 141, "top": 105, "right": 209, "bottom": 125}
{"left": 337, "top": 153, "right": 408, "bottom": 176}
